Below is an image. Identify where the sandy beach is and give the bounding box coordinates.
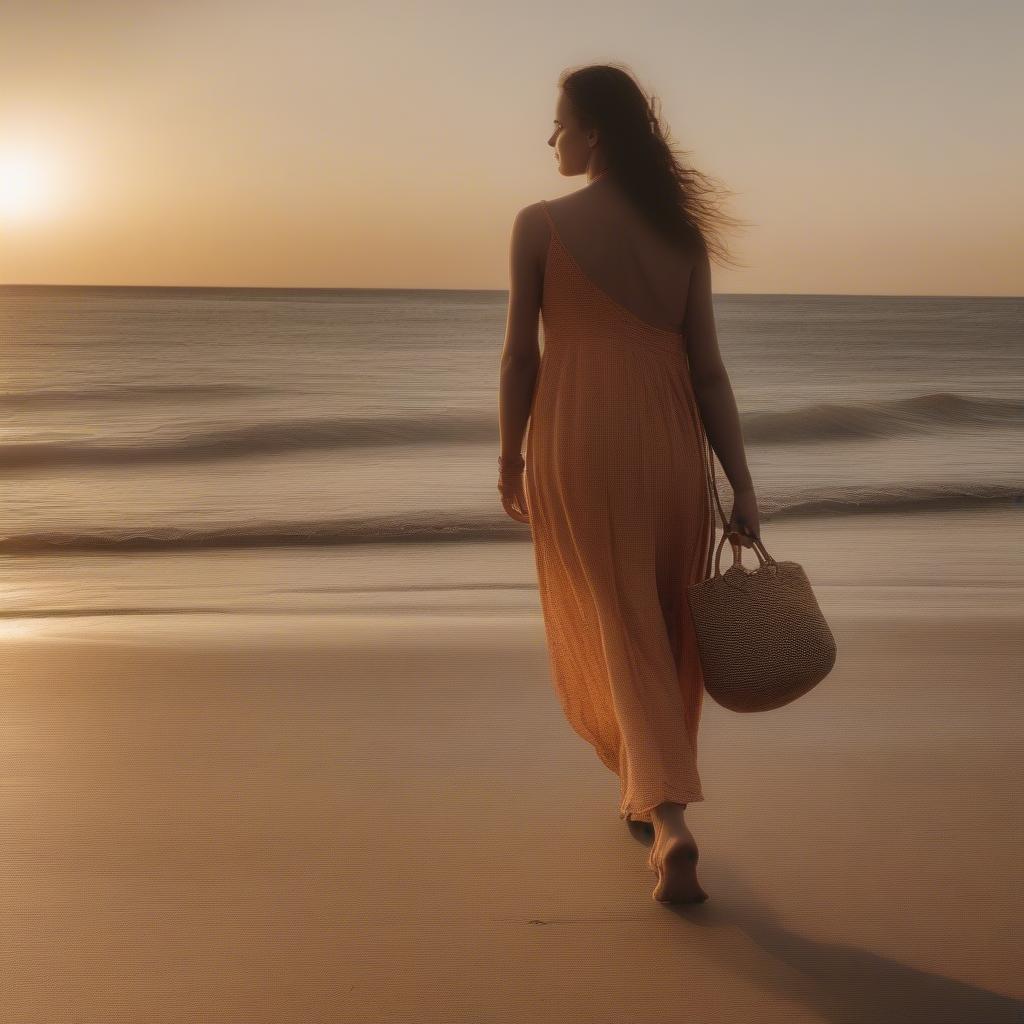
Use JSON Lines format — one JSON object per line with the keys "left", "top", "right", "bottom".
{"left": 1, "top": 528, "right": 1021, "bottom": 1022}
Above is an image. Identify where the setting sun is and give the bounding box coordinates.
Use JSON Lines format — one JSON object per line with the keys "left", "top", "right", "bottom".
{"left": 0, "top": 145, "right": 60, "bottom": 223}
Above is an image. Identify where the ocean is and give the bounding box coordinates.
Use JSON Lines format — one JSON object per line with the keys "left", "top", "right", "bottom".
{"left": 1, "top": 285, "right": 1021, "bottom": 633}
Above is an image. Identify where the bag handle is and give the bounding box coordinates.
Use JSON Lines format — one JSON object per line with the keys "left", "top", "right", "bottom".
{"left": 713, "top": 528, "right": 776, "bottom": 576}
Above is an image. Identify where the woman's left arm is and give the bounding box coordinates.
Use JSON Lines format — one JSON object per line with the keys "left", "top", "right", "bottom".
{"left": 498, "top": 204, "right": 544, "bottom": 463}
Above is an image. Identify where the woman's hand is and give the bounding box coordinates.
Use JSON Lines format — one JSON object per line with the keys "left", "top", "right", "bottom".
{"left": 726, "top": 486, "right": 761, "bottom": 548}
{"left": 498, "top": 463, "right": 530, "bottom": 524}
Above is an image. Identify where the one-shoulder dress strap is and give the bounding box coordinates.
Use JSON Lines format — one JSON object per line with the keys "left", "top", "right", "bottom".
{"left": 539, "top": 199, "right": 554, "bottom": 227}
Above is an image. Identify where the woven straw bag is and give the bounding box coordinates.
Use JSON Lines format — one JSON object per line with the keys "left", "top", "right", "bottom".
{"left": 686, "top": 427, "right": 837, "bottom": 713}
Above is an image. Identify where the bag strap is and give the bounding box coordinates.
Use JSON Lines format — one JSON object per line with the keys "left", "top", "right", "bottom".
{"left": 700, "top": 420, "right": 730, "bottom": 531}
{"left": 697, "top": 413, "right": 732, "bottom": 579}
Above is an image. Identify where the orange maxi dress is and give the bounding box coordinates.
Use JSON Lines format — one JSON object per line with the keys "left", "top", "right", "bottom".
{"left": 524, "top": 199, "right": 717, "bottom": 825}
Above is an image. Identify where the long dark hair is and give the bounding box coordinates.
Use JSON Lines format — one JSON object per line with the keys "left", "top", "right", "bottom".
{"left": 560, "top": 63, "right": 748, "bottom": 268}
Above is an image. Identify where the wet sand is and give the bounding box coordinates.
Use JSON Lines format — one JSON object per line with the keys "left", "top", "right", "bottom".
{"left": 0, "top": 600, "right": 1021, "bottom": 1022}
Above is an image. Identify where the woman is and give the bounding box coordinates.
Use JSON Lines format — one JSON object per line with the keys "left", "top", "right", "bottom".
{"left": 497, "top": 64, "right": 760, "bottom": 905}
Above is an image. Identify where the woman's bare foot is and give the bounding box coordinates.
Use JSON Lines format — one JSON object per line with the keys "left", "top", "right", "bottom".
{"left": 649, "top": 801, "right": 708, "bottom": 904}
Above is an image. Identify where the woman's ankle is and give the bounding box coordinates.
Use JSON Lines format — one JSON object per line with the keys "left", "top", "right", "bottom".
{"left": 652, "top": 800, "right": 688, "bottom": 823}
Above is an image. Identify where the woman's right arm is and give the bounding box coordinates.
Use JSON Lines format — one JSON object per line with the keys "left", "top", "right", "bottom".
{"left": 683, "top": 250, "right": 761, "bottom": 539}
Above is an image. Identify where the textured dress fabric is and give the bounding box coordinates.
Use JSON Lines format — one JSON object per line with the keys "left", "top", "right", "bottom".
{"left": 524, "top": 199, "right": 716, "bottom": 824}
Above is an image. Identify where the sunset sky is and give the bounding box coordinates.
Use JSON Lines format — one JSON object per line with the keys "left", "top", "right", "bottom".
{"left": 1, "top": 1, "right": 1020, "bottom": 295}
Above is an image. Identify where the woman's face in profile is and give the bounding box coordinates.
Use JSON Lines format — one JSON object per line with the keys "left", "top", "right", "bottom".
{"left": 547, "top": 92, "right": 590, "bottom": 177}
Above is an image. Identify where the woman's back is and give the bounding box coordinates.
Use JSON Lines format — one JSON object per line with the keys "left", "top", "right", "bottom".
{"left": 524, "top": 182, "right": 716, "bottom": 833}
{"left": 541, "top": 183, "right": 697, "bottom": 336}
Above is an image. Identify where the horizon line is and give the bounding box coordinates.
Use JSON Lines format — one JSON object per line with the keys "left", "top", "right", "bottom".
{"left": 1, "top": 283, "right": 1020, "bottom": 300}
